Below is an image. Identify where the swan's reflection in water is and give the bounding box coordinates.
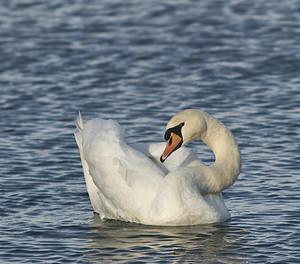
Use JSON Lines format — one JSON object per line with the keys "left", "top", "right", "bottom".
{"left": 84, "top": 215, "right": 248, "bottom": 263}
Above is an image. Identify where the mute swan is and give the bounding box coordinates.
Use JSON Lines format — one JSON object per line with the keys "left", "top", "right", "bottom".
{"left": 75, "top": 109, "right": 241, "bottom": 226}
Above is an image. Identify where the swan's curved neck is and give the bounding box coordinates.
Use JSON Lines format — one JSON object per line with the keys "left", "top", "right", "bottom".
{"left": 196, "top": 113, "right": 241, "bottom": 193}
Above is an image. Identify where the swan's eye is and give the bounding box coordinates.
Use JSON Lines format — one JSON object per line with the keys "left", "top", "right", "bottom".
{"left": 164, "top": 130, "right": 171, "bottom": 140}
{"left": 164, "top": 123, "right": 184, "bottom": 141}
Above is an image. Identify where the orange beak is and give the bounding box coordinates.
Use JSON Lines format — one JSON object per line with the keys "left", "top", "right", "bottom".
{"left": 160, "top": 132, "right": 183, "bottom": 162}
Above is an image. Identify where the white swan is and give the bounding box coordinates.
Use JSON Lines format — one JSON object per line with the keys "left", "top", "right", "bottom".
{"left": 75, "top": 109, "right": 241, "bottom": 226}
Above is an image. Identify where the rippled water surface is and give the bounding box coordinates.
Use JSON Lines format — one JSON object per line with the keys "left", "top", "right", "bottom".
{"left": 1, "top": 0, "right": 300, "bottom": 263}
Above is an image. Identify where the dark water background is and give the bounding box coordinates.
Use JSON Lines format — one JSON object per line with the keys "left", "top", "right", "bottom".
{"left": 1, "top": 0, "right": 300, "bottom": 263}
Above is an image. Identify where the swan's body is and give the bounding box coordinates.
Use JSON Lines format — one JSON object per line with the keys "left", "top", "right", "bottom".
{"left": 75, "top": 109, "right": 241, "bottom": 226}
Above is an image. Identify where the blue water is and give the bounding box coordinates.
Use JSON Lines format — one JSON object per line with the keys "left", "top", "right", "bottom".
{"left": 1, "top": 0, "right": 299, "bottom": 263}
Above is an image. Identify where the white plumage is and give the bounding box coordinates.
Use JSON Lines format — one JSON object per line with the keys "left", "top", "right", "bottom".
{"left": 75, "top": 109, "right": 240, "bottom": 226}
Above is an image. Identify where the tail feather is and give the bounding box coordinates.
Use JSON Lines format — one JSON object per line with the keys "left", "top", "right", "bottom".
{"left": 76, "top": 110, "right": 84, "bottom": 130}
{"left": 75, "top": 111, "right": 84, "bottom": 148}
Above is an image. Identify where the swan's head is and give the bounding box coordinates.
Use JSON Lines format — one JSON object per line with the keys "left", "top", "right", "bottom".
{"left": 160, "top": 109, "right": 207, "bottom": 162}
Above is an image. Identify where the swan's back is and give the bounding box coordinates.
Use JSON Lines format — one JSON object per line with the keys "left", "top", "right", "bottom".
{"left": 75, "top": 117, "right": 165, "bottom": 222}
